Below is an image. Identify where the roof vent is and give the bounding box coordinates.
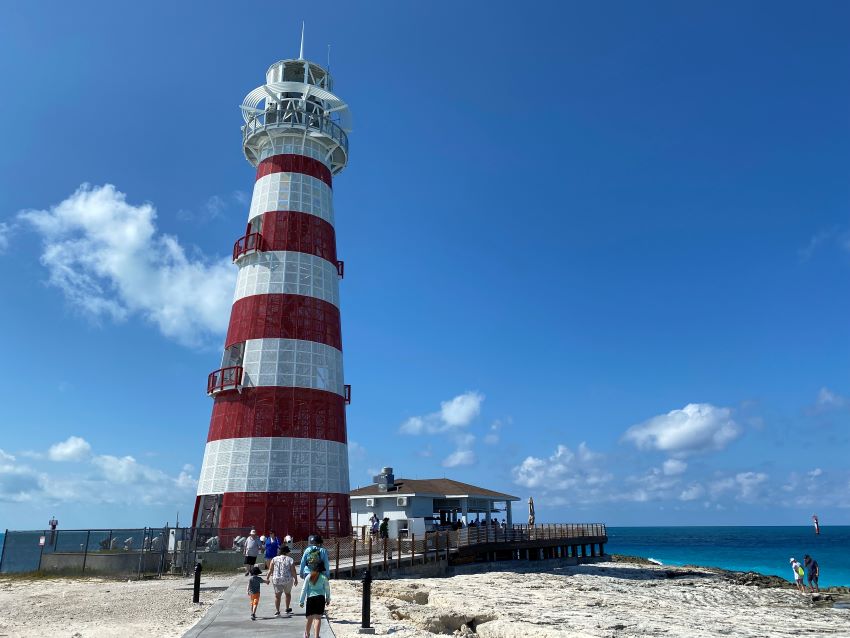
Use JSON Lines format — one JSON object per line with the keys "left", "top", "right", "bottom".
{"left": 373, "top": 467, "right": 395, "bottom": 493}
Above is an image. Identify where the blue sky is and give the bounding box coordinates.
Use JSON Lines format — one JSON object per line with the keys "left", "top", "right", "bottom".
{"left": 0, "top": 1, "right": 848, "bottom": 530}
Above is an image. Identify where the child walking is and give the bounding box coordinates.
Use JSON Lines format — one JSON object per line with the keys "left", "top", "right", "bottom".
{"left": 299, "top": 566, "right": 331, "bottom": 638}
{"left": 247, "top": 566, "right": 263, "bottom": 620}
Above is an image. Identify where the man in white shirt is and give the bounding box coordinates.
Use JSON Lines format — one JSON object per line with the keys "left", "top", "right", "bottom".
{"left": 243, "top": 529, "right": 260, "bottom": 575}
{"left": 266, "top": 545, "right": 298, "bottom": 616}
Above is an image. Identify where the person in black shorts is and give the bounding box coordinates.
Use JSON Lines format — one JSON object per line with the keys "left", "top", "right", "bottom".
{"left": 299, "top": 564, "right": 331, "bottom": 638}
{"left": 804, "top": 554, "right": 820, "bottom": 592}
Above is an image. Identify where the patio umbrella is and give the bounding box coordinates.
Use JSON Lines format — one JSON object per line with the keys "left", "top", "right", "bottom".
{"left": 528, "top": 496, "right": 535, "bottom": 525}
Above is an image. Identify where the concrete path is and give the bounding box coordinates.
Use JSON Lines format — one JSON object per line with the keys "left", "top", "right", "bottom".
{"left": 184, "top": 572, "right": 334, "bottom": 637}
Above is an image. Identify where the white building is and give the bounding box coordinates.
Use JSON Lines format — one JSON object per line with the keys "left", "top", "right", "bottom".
{"left": 350, "top": 468, "right": 520, "bottom": 539}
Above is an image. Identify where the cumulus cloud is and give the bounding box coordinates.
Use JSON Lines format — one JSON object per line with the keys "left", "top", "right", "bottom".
{"left": 399, "top": 391, "right": 484, "bottom": 434}
{"left": 442, "top": 433, "right": 476, "bottom": 467}
{"left": 19, "top": 184, "right": 235, "bottom": 347}
{"left": 0, "top": 221, "right": 11, "bottom": 252}
{"left": 483, "top": 419, "right": 505, "bottom": 445}
{"left": 816, "top": 387, "right": 846, "bottom": 409}
{"left": 512, "top": 443, "right": 611, "bottom": 504}
{"left": 662, "top": 459, "right": 687, "bottom": 476}
{"left": 679, "top": 483, "right": 704, "bottom": 501}
{"left": 622, "top": 403, "right": 740, "bottom": 457}
{"left": 47, "top": 436, "right": 92, "bottom": 462}
{"left": 0, "top": 436, "right": 196, "bottom": 505}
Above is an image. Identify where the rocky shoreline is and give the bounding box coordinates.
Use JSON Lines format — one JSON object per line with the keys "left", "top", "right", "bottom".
{"left": 327, "top": 558, "right": 850, "bottom": 637}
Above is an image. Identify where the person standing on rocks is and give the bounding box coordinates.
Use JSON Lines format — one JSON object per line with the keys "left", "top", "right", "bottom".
{"left": 803, "top": 555, "right": 820, "bottom": 593}
{"left": 243, "top": 529, "right": 261, "bottom": 575}
{"left": 790, "top": 558, "right": 805, "bottom": 593}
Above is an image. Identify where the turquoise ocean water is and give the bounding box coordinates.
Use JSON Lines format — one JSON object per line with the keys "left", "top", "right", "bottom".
{"left": 608, "top": 526, "right": 850, "bottom": 588}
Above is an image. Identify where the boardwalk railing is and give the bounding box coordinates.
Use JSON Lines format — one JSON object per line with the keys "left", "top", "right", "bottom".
{"left": 0, "top": 523, "right": 607, "bottom": 576}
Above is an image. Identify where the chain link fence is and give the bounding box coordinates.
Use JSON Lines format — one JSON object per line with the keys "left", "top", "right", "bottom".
{"left": 1, "top": 523, "right": 606, "bottom": 578}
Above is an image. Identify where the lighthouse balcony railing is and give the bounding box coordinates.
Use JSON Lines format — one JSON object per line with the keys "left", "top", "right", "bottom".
{"left": 233, "top": 232, "right": 264, "bottom": 262}
{"left": 207, "top": 366, "right": 243, "bottom": 396}
{"left": 242, "top": 107, "right": 348, "bottom": 155}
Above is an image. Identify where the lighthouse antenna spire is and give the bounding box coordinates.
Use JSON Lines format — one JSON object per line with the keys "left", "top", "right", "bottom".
{"left": 299, "top": 22, "right": 305, "bottom": 60}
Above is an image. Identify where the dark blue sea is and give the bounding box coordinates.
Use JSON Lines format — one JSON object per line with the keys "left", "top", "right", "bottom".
{"left": 608, "top": 526, "right": 850, "bottom": 588}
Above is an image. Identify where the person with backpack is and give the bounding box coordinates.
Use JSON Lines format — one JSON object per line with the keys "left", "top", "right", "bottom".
{"left": 299, "top": 534, "right": 330, "bottom": 577}
{"left": 789, "top": 557, "right": 805, "bottom": 592}
{"left": 299, "top": 563, "right": 331, "bottom": 638}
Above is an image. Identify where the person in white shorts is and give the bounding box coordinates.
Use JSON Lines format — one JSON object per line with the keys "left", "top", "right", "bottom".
{"left": 266, "top": 544, "right": 298, "bottom": 616}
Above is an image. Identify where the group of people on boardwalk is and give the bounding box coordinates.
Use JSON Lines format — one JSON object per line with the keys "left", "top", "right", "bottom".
{"left": 789, "top": 555, "right": 820, "bottom": 593}
{"left": 242, "top": 529, "right": 332, "bottom": 636}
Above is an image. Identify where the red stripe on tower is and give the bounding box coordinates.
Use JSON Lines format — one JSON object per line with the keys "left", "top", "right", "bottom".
{"left": 256, "top": 154, "right": 333, "bottom": 187}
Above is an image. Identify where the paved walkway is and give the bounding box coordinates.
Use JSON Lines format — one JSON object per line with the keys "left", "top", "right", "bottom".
{"left": 184, "top": 572, "right": 334, "bottom": 637}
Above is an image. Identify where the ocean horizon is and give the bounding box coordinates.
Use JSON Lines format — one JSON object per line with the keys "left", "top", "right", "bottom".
{"left": 2, "top": 526, "right": 848, "bottom": 586}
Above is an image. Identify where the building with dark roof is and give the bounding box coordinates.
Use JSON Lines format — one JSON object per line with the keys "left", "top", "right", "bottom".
{"left": 350, "top": 468, "right": 520, "bottom": 538}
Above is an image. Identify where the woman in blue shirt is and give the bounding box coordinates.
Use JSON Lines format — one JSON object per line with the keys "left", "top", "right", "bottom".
{"left": 300, "top": 565, "right": 331, "bottom": 638}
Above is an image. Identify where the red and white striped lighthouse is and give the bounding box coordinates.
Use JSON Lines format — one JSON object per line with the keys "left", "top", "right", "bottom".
{"left": 193, "top": 39, "right": 353, "bottom": 539}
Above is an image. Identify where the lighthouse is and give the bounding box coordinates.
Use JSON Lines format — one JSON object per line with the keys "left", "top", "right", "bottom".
{"left": 193, "top": 34, "right": 353, "bottom": 539}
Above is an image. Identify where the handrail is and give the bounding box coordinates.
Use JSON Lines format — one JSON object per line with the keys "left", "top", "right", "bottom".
{"left": 453, "top": 523, "right": 607, "bottom": 547}
{"left": 242, "top": 105, "right": 349, "bottom": 156}
{"left": 233, "top": 232, "right": 263, "bottom": 262}
{"left": 207, "top": 366, "right": 243, "bottom": 395}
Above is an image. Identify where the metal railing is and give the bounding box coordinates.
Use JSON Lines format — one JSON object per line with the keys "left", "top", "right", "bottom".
{"left": 207, "top": 366, "right": 243, "bottom": 395}
{"left": 242, "top": 106, "right": 349, "bottom": 156}
{"left": 1, "top": 523, "right": 607, "bottom": 577}
{"left": 233, "top": 232, "right": 263, "bottom": 262}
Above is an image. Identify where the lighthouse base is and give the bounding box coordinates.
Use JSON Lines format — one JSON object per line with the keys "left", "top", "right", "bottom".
{"left": 193, "top": 491, "right": 351, "bottom": 540}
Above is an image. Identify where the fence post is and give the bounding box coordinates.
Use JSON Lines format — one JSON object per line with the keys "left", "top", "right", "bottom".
{"left": 367, "top": 535, "right": 372, "bottom": 570}
{"left": 410, "top": 534, "right": 415, "bottom": 566}
{"left": 37, "top": 530, "right": 45, "bottom": 572}
{"left": 396, "top": 536, "right": 401, "bottom": 569}
{"left": 335, "top": 540, "right": 340, "bottom": 579}
{"left": 81, "top": 530, "right": 91, "bottom": 574}
{"left": 351, "top": 538, "right": 357, "bottom": 577}
{"left": 382, "top": 539, "right": 388, "bottom": 572}
{"left": 0, "top": 528, "right": 7, "bottom": 573}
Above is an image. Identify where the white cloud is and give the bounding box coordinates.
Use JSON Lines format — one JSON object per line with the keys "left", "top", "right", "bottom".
{"left": 442, "top": 449, "right": 476, "bottom": 467}
{"left": 679, "top": 483, "right": 704, "bottom": 501}
{"left": 483, "top": 419, "right": 504, "bottom": 445}
{"left": 0, "top": 437, "right": 196, "bottom": 505}
{"left": 622, "top": 403, "right": 740, "bottom": 457}
{"left": 663, "top": 459, "right": 687, "bottom": 476}
{"left": 440, "top": 392, "right": 484, "bottom": 427}
{"left": 816, "top": 387, "right": 846, "bottom": 409}
{"left": 399, "top": 391, "right": 484, "bottom": 434}
{"left": 19, "top": 184, "right": 235, "bottom": 347}
{"left": 442, "top": 433, "right": 476, "bottom": 467}
{"left": 512, "top": 443, "right": 611, "bottom": 504}
{"left": 0, "top": 221, "right": 11, "bottom": 252}
{"left": 808, "top": 468, "right": 823, "bottom": 478}
{"left": 47, "top": 436, "right": 92, "bottom": 462}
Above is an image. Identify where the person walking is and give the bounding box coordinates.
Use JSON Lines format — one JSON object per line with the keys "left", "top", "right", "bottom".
{"left": 300, "top": 565, "right": 331, "bottom": 638}
{"left": 789, "top": 557, "right": 805, "bottom": 593}
{"left": 804, "top": 554, "right": 820, "bottom": 592}
{"left": 243, "top": 529, "right": 261, "bottom": 575}
{"left": 369, "top": 514, "right": 379, "bottom": 539}
{"left": 247, "top": 566, "right": 263, "bottom": 620}
{"left": 299, "top": 534, "right": 330, "bottom": 577}
{"left": 379, "top": 517, "right": 389, "bottom": 540}
{"left": 264, "top": 530, "right": 280, "bottom": 570}
{"left": 267, "top": 545, "right": 298, "bottom": 616}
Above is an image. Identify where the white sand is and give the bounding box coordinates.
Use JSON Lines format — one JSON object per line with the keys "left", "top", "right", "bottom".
{"left": 327, "top": 561, "right": 850, "bottom": 638}
{"left": 0, "top": 574, "right": 233, "bottom": 637}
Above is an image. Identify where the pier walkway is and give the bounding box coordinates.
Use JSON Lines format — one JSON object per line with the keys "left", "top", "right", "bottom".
{"left": 183, "top": 576, "right": 333, "bottom": 638}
